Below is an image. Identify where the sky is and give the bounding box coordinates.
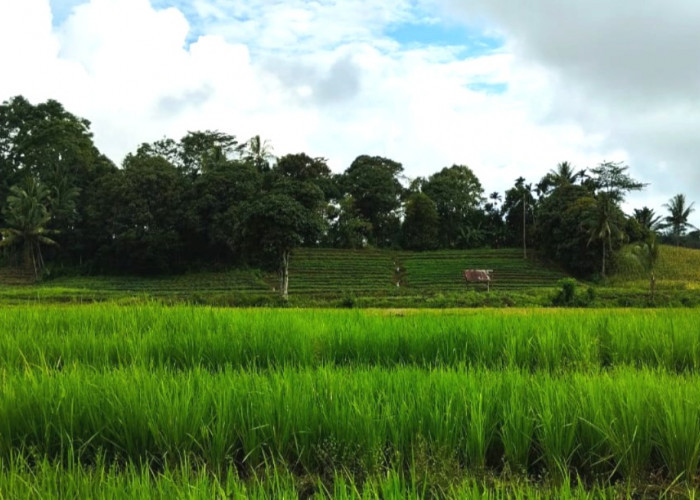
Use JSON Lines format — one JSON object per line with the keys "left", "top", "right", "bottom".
{"left": 1, "top": 0, "right": 699, "bottom": 227}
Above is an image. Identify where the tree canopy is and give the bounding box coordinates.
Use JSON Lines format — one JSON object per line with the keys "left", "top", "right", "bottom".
{"left": 1, "top": 95, "right": 697, "bottom": 286}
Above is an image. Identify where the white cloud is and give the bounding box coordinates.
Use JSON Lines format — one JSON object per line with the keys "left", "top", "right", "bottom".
{"left": 442, "top": 0, "right": 700, "bottom": 225}
{"left": 1, "top": 0, "right": 695, "bottom": 227}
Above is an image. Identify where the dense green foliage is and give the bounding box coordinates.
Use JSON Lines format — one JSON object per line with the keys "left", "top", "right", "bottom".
{"left": 0, "top": 306, "right": 700, "bottom": 498}
{"left": 3, "top": 96, "right": 697, "bottom": 287}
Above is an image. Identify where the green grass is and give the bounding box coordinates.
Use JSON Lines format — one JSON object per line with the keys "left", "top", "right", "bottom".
{"left": 0, "top": 456, "right": 651, "bottom": 499}
{"left": 1, "top": 306, "right": 700, "bottom": 496}
{"left": 2, "top": 365, "right": 700, "bottom": 486}
{"left": 614, "top": 244, "right": 700, "bottom": 288}
{"left": 1, "top": 306, "right": 700, "bottom": 372}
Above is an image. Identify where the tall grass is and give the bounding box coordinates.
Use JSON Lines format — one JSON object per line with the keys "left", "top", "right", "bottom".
{"left": 2, "top": 305, "right": 700, "bottom": 494}
{"left": 1, "top": 306, "right": 699, "bottom": 372}
{"left": 1, "top": 366, "right": 699, "bottom": 484}
{"left": 0, "top": 455, "right": 658, "bottom": 499}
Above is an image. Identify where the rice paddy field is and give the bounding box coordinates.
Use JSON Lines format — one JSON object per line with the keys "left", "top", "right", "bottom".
{"left": 1, "top": 306, "right": 700, "bottom": 498}
{"left": 0, "top": 248, "right": 570, "bottom": 306}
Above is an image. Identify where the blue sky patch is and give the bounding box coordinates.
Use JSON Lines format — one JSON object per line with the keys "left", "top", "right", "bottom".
{"left": 387, "top": 21, "right": 503, "bottom": 57}
{"left": 49, "top": 0, "right": 88, "bottom": 26}
{"left": 467, "top": 82, "right": 509, "bottom": 95}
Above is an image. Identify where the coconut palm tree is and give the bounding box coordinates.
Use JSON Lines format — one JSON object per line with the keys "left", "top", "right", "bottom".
{"left": 243, "top": 135, "right": 275, "bottom": 173}
{"left": 575, "top": 192, "right": 625, "bottom": 278}
{"left": 633, "top": 207, "right": 663, "bottom": 232}
{"left": 629, "top": 233, "right": 660, "bottom": 300}
{"left": 539, "top": 161, "right": 587, "bottom": 193}
{"left": 662, "top": 194, "right": 697, "bottom": 246}
{"left": 0, "top": 178, "right": 58, "bottom": 278}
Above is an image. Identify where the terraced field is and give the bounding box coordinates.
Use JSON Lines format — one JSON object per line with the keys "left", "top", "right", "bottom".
{"left": 0, "top": 248, "right": 570, "bottom": 304}
{"left": 399, "top": 249, "right": 568, "bottom": 292}
{"left": 288, "top": 247, "right": 567, "bottom": 296}
{"left": 0, "top": 268, "right": 273, "bottom": 305}
{"left": 51, "top": 269, "right": 271, "bottom": 295}
{"left": 286, "top": 248, "right": 396, "bottom": 296}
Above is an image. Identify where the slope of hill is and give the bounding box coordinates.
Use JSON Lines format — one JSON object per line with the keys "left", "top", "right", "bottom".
{"left": 398, "top": 249, "right": 568, "bottom": 292}
{"left": 613, "top": 244, "right": 700, "bottom": 289}
{"left": 0, "top": 247, "right": 570, "bottom": 304}
{"left": 287, "top": 247, "right": 567, "bottom": 297}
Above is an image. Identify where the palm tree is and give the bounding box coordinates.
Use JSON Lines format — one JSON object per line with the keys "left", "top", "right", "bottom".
{"left": 576, "top": 192, "right": 624, "bottom": 278}
{"left": 662, "top": 194, "right": 697, "bottom": 246}
{"left": 633, "top": 207, "right": 663, "bottom": 232}
{"left": 243, "top": 135, "right": 275, "bottom": 173}
{"left": 0, "top": 178, "right": 58, "bottom": 278}
{"left": 629, "top": 233, "right": 660, "bottom": 301}
{"left": 539, "top": 161, "right": 587, "bottom": 193}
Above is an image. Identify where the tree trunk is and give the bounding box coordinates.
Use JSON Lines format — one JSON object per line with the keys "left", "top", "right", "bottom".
{"left": 601, "top": 241, "right": 606, "bottom": 278}
{"left": 523, "top": 194, "right": 527, "bottom": 259}
{"left": 650, "top": 271, "right": 656, "bottom": 301}
{"left": 280, "top": 250, "right": 290, "bottom": 300}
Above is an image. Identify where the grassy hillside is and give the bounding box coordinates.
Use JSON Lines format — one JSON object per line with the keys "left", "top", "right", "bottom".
{"left": 284, "top": 248, "right": 396, "bottom": 296}
{"left": 614, "top": 244, "right": 700, "bottom": 289}
{"left": 0, "top": 247, "right": 569, "bottom": 305}
{"left": 399, "top": 249, "right": 567, "bottom": 292}
{"left": 286, "top": 248, "right": 568, "bottom": 297}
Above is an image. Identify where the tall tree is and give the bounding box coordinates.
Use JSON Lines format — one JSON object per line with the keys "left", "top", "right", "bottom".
{"left": 583, "top": 162, "right": 646, "bottom": 277}
{"left": 237, "top": 194, "right": 324, "bottom": 300}
{"left": 575, "top": 192, "right": 626, "bottom": 278}
{"left": 588, "top": 161, "right": 646, "bottom": 203}
{"left": 502, "top": 177, "right": 535, "bottom": 257}
{"left": 341, "top": 155, "right": 404, "bottom": 247}
{"left": 242, "top": 135, "right": 275, "bottom": 173}
{"left": 633, "top": 207, "right": 663, "bottom": 232}
{"left": 538, "top": 161, "right": 586, "bottom": 194}
{"left": 92, "top": 154, "right": 188, "bottom": 273}
{"left": 192, "top": 159, "right": 263, "bottom": 261}
{"left": 536, "top": 182, "right": 599, "bottom": 276}
{"left": 662, "top": 194, "right": 697, "bottom": 246}
{"left": 422, "top": 165, "right": 484, "bottom": 248}
{"left": 326, "top": 195, "right": 372, "bottom": 249}
{"left": 0, "top": 178, "right": 57, "bottom": 278}
{"left": 0, "top": 95, "right": 112, "bottom": 264}
{"left": 627, "top": 231, "right": 660, "bottom": 300}
{"left": 401, "top": 192, "right": 439, "bottom": 251}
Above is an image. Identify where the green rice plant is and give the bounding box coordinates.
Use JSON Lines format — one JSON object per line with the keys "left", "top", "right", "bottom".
{"left": 653, "top": 379, "right": 700, "bottom": 481}
{"left": 463, "top": 390, "right": 498, "bottom": 470}
{"left": 0, "top": 453, "right": 657, "bottom": 499}
{"left": 1, "top": 306, "right": 700, "bottom": 372}
{"left": 584, "top": 371, "right": 655, "bottom": 480}
{"left": 2, "top": 365, "right": 698, "bottom": 483}
{"left": 499, "top": 375, "right": 536, "bottom": 472}
{"left": 533, "top": 376, "right": 580, "bottom": 480}
{"left": 3, "top": 305, "right": 700, "bottom": 493}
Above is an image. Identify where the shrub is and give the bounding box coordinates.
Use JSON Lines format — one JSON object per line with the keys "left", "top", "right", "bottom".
{"left": 552, "top": 278, "right": 577, "bottom": 306}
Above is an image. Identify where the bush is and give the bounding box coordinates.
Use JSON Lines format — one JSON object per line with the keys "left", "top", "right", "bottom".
{"left": 552, "top": 278, "right": 577, "bottom": 306}
{"left": 339, "top": 292, "right": 356, "bottom": 308}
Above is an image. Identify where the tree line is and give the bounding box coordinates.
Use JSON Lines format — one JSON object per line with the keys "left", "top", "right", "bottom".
{"left": 0, "top": 96, "right": 697, "bottom": 292}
